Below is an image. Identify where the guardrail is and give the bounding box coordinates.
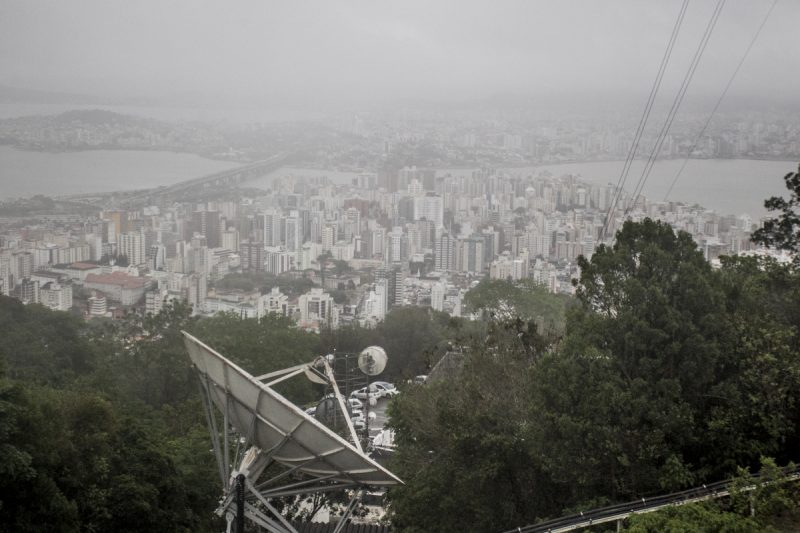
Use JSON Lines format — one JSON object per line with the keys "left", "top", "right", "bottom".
{"left": 503, "top": 465, "right": 800, "bottom": 533}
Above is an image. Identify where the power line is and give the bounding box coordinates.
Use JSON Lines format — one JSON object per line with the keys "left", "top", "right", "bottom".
{"left": 600, "top": 0, "right": 690, "bottom": 241}
{"left": 663, "top": 0, "right": 779, "bottom": 202}
{"left": 627, "top": 0, "right": 727, "bottom": 214}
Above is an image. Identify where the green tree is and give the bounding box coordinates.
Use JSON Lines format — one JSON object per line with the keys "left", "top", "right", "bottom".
{"left": 387, "top": 319, "right": 558, "bottom": 532}
{"left": 112, "top": 300, "right": 198, "bottom": 408}
{"left": 543, "top": 219, "right": 725, "bottom": 497}
{"left": 387, "top": 219, "right": 800, "bottom": 531}
{"left": 0, "top": 381, "right": 206, "bottom": 532}
{"left": 622, "top": 503, "right": 765, "bottom": 533}
{"left": 701, "top": 256, "right": 800, "bottom": 476}
{"left": 752, "top": 163, "right": 800, "bottom": 257}
{"left": 464, "top": 278, "right": 571, "bottom": 332}
{"left": 331, "top": 259, "right": 352, "bottom": 276}
{"left": 729, "top": 458, "right": 800, "bottom": 529}
{"left": 190, "top": 312, "right": 321, "bottom": 403}
{"left": 623, "top": 458, "right": 800, "bottom": 533}
{"left": 0, "top": 295, "right": 95, "bottom": 386}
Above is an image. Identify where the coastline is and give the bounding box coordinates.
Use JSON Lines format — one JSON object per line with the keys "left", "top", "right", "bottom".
{"left": 0, "top": 142, "right": 244, "bottom": 164}
{"left": 0, "top": 145, "right": 242, "bottom": 200}
{"left": 431, "top": 156, "right": 800, "bottom": 172}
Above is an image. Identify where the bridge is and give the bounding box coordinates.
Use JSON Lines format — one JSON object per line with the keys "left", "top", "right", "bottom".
{"left": 117, "top": 152, "right": 291, "bottom": 207}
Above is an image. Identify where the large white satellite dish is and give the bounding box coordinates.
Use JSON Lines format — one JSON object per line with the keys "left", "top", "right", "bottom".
{"left": 358, "top": 346, "right": 387, "bottom": 376}
{"left": 182, "top": 332, "right": 401, "bottom": 487}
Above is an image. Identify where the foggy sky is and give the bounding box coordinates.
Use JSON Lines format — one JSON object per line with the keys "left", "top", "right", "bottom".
{"left": 1, "top": 0, "right": 797, "bottom": 110}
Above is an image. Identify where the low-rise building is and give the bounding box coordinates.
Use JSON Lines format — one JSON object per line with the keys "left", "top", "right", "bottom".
{"left": 40, "top": 282, "right": 73, "bottom": 311}
{"left": 84, "top": 271, "right": 150, "bottom": 305}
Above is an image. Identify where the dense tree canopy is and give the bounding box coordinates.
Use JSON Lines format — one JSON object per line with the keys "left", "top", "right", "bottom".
{"left": 0, "top": 295, "right": 95, "bottom": 385}
{"left": 387, "top": 319, "right": 556, "bottom": 532}
{"left": 621, "top": 459, "right": 800, "bottom": 532}
{"left": 0, "top": 376, "right": 204, "bottom": 532}
{"left": 213, "top": 271, "right": 315, "bottom": 296}
{"left": 752, "top": 164, "right": 800, "bottom": 257}
{"left": 464, "top": 278, "right": 572, "bottom": 332}
{"left": 387, "top": 219, "right": 800, "bottom": 532}
{"left": 0, "top": 297, "right": 328, "bottom": 531}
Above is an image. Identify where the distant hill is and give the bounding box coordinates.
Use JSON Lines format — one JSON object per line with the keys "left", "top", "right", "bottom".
{"left": 0, "top": 83, "right": 109, "bottom": 105}
{"left": 51, "top": 109, "right": 146, "bottom": 126}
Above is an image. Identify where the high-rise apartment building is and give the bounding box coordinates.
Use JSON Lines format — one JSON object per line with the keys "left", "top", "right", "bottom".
{"left": 119, "top": 231, "right": 146, "bottom": 266}
{"left": 413, "top": 194, "right": 444, "bottom": 227}
{"left": 239, "top": 241, "right": 265, "bottom": 272}
{"left": 435, "top": 232, "right": 455, "bottom": 271}
{"left": 192, "top": 210, "right": 221, "bottom": 248}
{"left": 457, "top": 236, "right": 485, "bottom": 274}
{"left": 284, "top": 213, "right": 301, "bottom": 252}
{"left": 321, "top": 225, "right": 337, "bottom": 252}
{"left": 265, "top": 247, "right": 292, "bottom": 275}
{"left": 386, "top": 227, "right": 407, "bottom": 265}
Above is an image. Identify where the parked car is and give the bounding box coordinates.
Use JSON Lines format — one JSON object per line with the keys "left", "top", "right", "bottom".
{"left": 412, "top": 375, "right": 428, "bottom": 385}
{"left": 371, "top": 382, "right": 399, "bottom": 398}
{"left": 350, "top": 385, "right": 382, "bottom": 401}
{"left": 318, "top": 393, "right": 361, "bottom": 409}
{"left": 348, "top": 398, "right": 364, "bottom": 410}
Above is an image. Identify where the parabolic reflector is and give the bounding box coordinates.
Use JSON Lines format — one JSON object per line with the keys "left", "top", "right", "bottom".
{"left": 358, "top": 346, "right": 387, "bottom": 376}
{"left": 182, "top": 332, "right": 402, "bottom": 487}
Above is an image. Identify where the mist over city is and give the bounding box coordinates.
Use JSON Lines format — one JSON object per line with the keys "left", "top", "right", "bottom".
{"left": 2, "top": 2, "right": 800, "bottom": 532}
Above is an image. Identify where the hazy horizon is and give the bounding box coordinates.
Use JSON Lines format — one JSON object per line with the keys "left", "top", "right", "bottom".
{"left": 1, "top": 1, "right": 797, "bottom": 113}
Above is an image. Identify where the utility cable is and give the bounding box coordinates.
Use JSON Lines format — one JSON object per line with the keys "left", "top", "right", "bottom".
{"left": 663, "top": 0, "right": 779, "bottom": 201}
{"left": 628, "top": 0, "right": 727, "bottom": 213}
{"left": 600, "top": 0, "right": 690, "bottom": 240}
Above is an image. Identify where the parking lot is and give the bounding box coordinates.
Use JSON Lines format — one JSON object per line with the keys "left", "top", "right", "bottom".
{"left": 365, "top": 397, "right": 390, "bottom": 439}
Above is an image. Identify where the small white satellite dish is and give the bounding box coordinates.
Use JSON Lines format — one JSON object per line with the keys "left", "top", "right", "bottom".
{"left": 358, "top": 346, "right": 387, "bottom": 376}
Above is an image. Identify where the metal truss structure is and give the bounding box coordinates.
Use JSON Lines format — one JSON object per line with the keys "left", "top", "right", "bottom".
{"left": 185, "top": 332, "right": 401, "bottom": 533}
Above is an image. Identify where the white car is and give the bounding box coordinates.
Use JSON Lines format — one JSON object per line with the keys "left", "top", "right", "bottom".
{"left": 317, "top": 394, "right": 362, "bottom": 410}
{"left": 371, "top": 382, "right": 400, "bottom": 398}
{"left": 348, "top": 398, "right": 364, "bottom": 410}
{"left": 350, "top": 385, "right": 382, "bottom": 401}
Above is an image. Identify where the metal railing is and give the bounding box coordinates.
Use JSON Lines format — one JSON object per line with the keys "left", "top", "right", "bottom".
{"left": 504, "top": 465, "right": 800, "bottom": 533}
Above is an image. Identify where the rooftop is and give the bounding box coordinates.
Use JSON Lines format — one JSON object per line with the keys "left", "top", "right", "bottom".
{"left": 85, "top": 271, "right": 148, "bottom": 289}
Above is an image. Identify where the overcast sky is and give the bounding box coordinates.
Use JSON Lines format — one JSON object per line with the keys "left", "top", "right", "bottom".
{"left": 0, "top": 0, "right": 796, "bottom": 110}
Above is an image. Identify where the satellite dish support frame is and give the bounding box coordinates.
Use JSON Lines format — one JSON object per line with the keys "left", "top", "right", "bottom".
{"left": 194, "top": 362, "right": 366, "bottom": 533}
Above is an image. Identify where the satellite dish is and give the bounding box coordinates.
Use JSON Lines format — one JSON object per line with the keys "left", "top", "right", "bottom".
{"left": 181, "top": 332, "right": 402, "bottom": 486}
{"left": 358, "top": 346, "right": 387, "bottom": 376}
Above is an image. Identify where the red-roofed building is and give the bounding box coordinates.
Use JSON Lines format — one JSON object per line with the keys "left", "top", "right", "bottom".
{"left": 84, "top": 271, "right": 151, "bottom": 305}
